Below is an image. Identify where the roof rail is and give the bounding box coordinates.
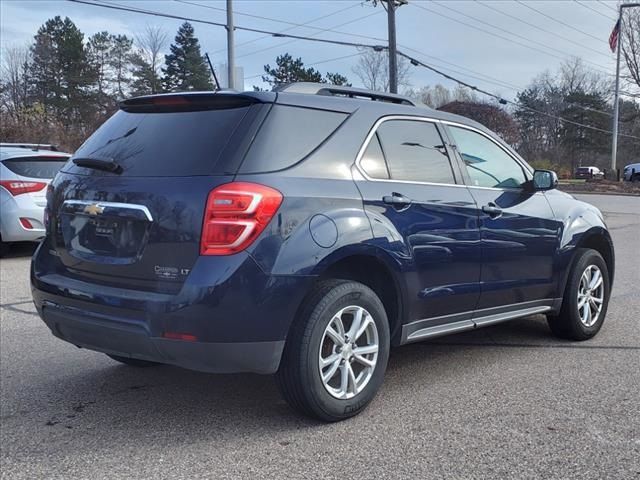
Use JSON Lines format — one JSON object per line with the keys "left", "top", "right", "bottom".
{"left": 0, "top": 143, "right": 59, "bottom": 152}
{"left": 276, "top": 82, "right": 416, "bottom": 106}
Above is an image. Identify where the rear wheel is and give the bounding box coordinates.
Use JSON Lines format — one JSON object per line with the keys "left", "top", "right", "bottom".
{"left": 547, "top": 248, "right": 610, "bottom": 341}
{"left": 0, "top": 242, "right": 9, "bottom": 257}
{"left": 276, "top": 280, "right": 390, "bottom": 422}
{"left": 107, "top": 354, "right": 162, "bottom": 367}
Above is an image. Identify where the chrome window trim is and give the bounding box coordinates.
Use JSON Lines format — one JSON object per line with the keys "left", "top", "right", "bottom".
{"left": 354, "top": 115, "right": 467, "bottom": 188}
{"left": 62, "top": 200, "right": 153, "bottom": 222}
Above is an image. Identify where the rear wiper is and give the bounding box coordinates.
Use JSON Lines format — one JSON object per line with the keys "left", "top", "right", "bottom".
{"left": 72, "top": 156, "right": 122, "bottom": 173}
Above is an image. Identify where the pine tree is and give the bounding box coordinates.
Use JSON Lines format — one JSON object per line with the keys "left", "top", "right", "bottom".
{"left": 130, "top": 52, "right": 158, "bottom": 97}
{"left": 259, "top": 54, "right": 351, "bottom": 90}
{"left": 29, "top": 16, "right": 97, "bottom": 124}
{"left": 162, "top": 22, "right": 212, "bottom": 92}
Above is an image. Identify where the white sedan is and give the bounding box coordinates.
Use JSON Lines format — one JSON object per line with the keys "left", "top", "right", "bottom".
{"left": 0, "top": 144, "right": 70, "bottom": 255}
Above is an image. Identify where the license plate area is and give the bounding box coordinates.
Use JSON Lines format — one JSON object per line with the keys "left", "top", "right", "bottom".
{"left": 59, "top": 201, "right": 152, "bottom": 264}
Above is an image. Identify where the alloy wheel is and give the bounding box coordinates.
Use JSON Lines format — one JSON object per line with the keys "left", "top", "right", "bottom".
{"left": 577, "top": 264, "right": 604, "bottom": 328}
{"left": 318, "top": 305, "right": 379, "bottom": 399}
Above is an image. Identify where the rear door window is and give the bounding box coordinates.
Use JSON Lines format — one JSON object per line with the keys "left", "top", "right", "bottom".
{"left": 65, "top": 106, "right": 252, "bottom": 177}
{"left": 375, "top": 119, "right": 456, "bottom": 184}
{"left": 2, "top": 157, "right": 69, "bottom": 179}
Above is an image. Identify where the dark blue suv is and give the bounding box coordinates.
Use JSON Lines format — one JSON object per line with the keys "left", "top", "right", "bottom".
{"left": 32, "top": 83, "right": 614, "bottom": 421}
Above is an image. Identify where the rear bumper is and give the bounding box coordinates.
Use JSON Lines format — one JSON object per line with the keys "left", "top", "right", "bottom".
{"left": 31, "top": 241, "right": 314, "bottom": 374}
{"left": 0, "top": 197, "right": 45, "bottom": 242}
{"left": 41, "top": 303, "right": 284, "bottom": 373}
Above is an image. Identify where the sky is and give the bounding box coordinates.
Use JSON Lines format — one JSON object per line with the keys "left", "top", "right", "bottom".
{"left": 0, "top": 0, "right": 628, "bottom": 100}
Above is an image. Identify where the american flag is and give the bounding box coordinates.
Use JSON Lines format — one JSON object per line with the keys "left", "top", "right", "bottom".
{"left": 609, "top": 19, "right": 620, "bottom": 53}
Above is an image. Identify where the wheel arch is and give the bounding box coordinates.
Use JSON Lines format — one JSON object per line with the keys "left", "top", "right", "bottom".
{"left": 301, "top": 247, "right": 407, "bottom": 346}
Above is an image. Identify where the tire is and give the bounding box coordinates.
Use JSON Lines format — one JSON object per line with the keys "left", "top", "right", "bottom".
{"left": 0, "top": 242, "right": 9, "bottom": 257}
{"left": 547, "top": 248, "right": 610, "bottom": 341}
{"left": 107, "top": 354, "right": 162, "bottom": 367}
{"left": 276, "top": 280, "right": 390, "bottom": 422}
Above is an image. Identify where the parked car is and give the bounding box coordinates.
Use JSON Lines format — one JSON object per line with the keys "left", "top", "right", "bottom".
{"left": 623, "top": 162, "right": 640, "bottom": 182}
{"left": 31, "top": 84, "right": 614, "bottom": 421}
{"left": 574, "top": 166, "right": 604, "bottom": 179}
{"left": 1, "top": 144, "right": 70, "bottom": 255}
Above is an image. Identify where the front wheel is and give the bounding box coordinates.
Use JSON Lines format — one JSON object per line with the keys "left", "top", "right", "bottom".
{"left": 276, "top": 280, "right": 390, "bottom": 422}
{"left": 547, "top": 248, "right": 610, "bottom": 341}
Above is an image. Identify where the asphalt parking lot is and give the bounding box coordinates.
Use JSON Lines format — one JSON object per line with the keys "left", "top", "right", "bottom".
{"left": 1, "top": 194, "right": 638, "bottom": 479}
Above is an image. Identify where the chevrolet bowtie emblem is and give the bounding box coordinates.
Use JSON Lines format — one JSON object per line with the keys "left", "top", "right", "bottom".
{"left": 83, "top": 203, "right": 104, "bottom": 216}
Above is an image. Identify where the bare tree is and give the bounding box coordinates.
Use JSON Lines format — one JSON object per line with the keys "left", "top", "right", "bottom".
{"left": 1, "top": 44, "right": 30, "bottom": 116}
{"left": 134, "top": 25, "right": 167, "bottom": 93}
{"left": 621, "top": 8, "right": 640, "bottom": 91}
{"left": 557, "top": 57, "right": 611, "bottom": 97}
{"left": 405, "top": 84, "right": 477, "bottom": 108}
{"left": 352, "top": 48, "right": 411, "bottom": 92}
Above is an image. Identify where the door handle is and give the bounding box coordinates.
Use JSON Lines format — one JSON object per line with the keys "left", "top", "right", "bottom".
{"left": 383, "top": 193, "right": 412, "bottom": 207}
{"left": 482, "top": 202, "right": 503, "bottom": 219}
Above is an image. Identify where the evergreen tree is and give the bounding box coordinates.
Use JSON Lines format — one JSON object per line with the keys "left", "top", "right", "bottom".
{"left": 87, "top": 31, "right": 113, "bottom": 105}
{"left": 109, "top": 34, "right": 133, "bottom": 99}
{"left": 560, "top": 90, "right": 610, "bottom": 171}
{"left": 29, "top": 16, "right": 96, "bottom": 124}
{"left": 260, "top": 54, "right": 351, "bottom": 90}
{"left": 324, "top": 72, "right": 351, "bottom": 86}
{"left": 162, "top": 22, "right": 212, "bottom": 91}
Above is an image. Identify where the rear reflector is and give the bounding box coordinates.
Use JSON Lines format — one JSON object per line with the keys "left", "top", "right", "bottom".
{"left": 0, "top": 180, "right": 47, "bottom": 196}
{"left": 201, "top": 182, "right": 283, "bottom": 256}
{"left": 162, "top": 332, "right": 198, "bottom": 342}
{"left": 19, "top": 218, "right": 33, "bottom": 229}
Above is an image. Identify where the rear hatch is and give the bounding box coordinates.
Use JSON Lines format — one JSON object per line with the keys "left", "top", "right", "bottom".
{"left": 2, "top": 155, "right": 69, "bottom": 206}
{"left": 48, "top": 93, "right": 269, "bottom": 292}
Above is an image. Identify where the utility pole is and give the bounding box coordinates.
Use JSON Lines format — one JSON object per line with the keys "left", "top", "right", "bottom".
{"left": 378, "top": 0, "right": 406, "bottom": 94}
{"left": 226, "top": 0, "right": 235, "bottom": 89}
{"left": 387, "top": 1, "right": 398, "bottom": 94}
{"left": 611, "top": 2, "right": 640, "bottom": 175}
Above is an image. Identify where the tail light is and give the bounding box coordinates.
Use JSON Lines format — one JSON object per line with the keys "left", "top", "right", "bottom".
{"left": 201, "top": 182, "right": 283, "bottom": 255}
{"left": 0, "top": 180, "right": 47, "bottom": 196}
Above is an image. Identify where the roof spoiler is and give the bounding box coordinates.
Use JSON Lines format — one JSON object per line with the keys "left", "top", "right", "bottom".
{"left": 120, "top": 91, "right": 264, "bottom": 113}
{"left": 0, "top": 143, "right": 59, "bottom": 152}
{"left": 275, "top": 82, "right": 416, "bottom": 106}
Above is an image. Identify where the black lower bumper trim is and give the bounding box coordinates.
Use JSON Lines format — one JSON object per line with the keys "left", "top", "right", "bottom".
{"left": 42, "top": 305, "right": 284, "bottom": 374}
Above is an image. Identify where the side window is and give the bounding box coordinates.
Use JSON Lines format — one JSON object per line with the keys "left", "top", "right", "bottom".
{"left": 374, "top": 120, "right": 456, "bottom": 184}
{"left": 448, "top": 126, "right": 527, "bottom": 189}
{"left": 360, "top": 133, "right": 390, "bottom": 179}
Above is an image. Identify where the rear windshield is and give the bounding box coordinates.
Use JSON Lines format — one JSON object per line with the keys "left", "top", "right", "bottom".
{"left": 577, "top": 167, "right": 591, "bottom": 172}
{"left": 64, "top": 106, "right": 251, "bottom": 177}
{"left": 3, "top": 157, "right": 68, "bottom": 178}
{"left": 239, "top": 105, "right": 348, "bottom": 173}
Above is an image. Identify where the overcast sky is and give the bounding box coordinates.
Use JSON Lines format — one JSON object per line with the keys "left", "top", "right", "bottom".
{"left": 0, "top": 0, "right": 626, "bottom": 99}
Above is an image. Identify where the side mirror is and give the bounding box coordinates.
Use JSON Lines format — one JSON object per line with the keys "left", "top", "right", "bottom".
{"left": 532, "top": 169, "right": 558, "bottom": 191}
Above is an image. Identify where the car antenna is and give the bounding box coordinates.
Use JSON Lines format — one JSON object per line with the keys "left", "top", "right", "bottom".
{"left": 205, "top": 53, "right": 221, "bottom": 91}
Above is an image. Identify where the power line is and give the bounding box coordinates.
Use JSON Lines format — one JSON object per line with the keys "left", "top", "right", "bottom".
{"left": 574, "top": 0, "right": 617, "bottom": 21}
{"left": 67, "top": 0, "right": 638, "bottom": 140}
{"left": 235, "top": 10, "right": 382, "bottom": 60}
{"left": 244, "top": 52, "right": 364, "bottom": 81}
{"left": 515, "top": 1, "right": 606, "bottom": 43}
{"left": 596, "top": 0, "right": 620, "bottom": 14}
{"left": 413, "top": 2, "right": 613, "bottom": 76}
{"left": 398, "top": 50, "right": 640, "bottom": 141}
{"left": 206, "top": 2, "right": 363, "bottom": 55}
{"left": 67, "top": 0, "right": 387, "bottom": 50}
{"left": 474, "top": 0, "right": 612, "bottom": 60}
